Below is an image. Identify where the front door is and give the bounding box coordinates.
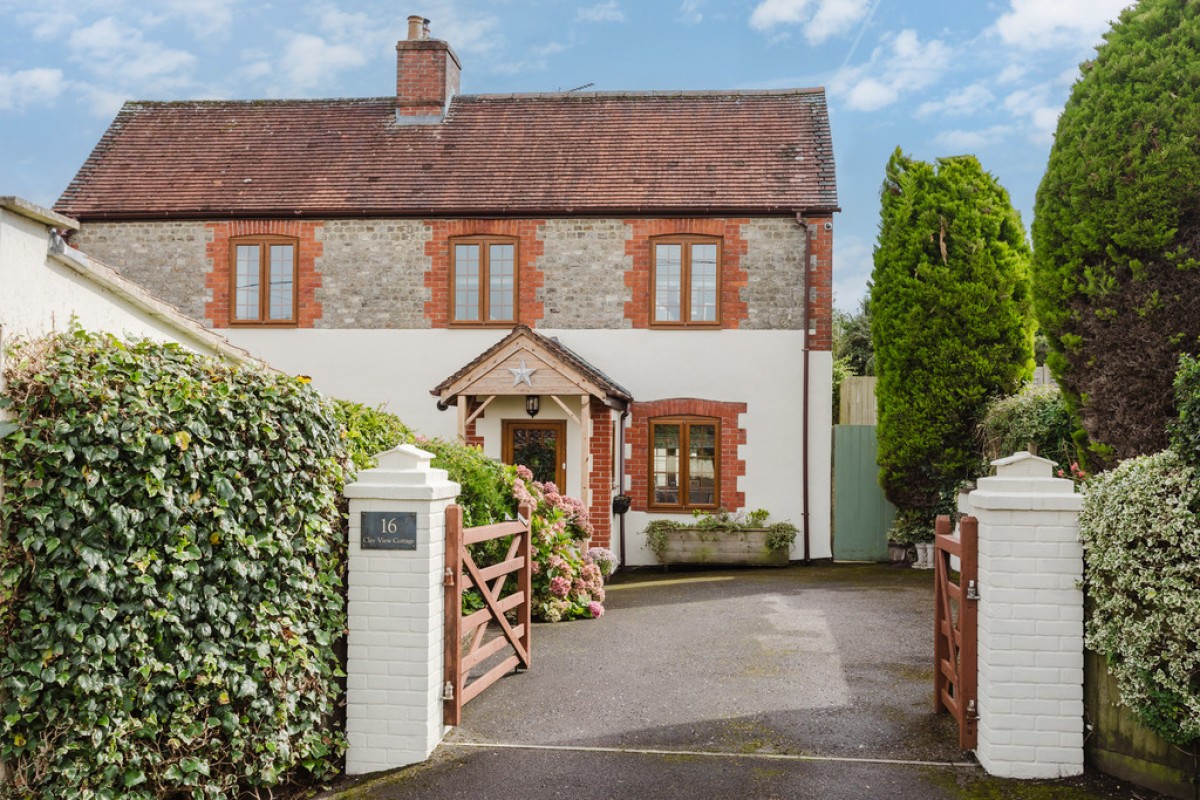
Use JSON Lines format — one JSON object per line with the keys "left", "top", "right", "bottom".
{"left": 503, "top": 420, "right": 566, "bottom": 490}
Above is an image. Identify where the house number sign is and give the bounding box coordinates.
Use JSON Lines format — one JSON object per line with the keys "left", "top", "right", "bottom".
{"left": 360, "top": 511, "right": 417, "bottom": 550}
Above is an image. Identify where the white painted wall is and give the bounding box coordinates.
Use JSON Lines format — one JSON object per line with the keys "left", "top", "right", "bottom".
{"left": 224, "top": 328, "right": 834, "bottom": 564}
{"left": 0, "top": 199, "right": 251, "bottom": 362}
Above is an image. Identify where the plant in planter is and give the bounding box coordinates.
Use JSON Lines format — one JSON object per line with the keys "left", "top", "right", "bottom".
{"left": 887, "top": 508, "right": 935, "bottom": 568}
{"left": 643, "top": 509, "right": 798, "bottom": 566}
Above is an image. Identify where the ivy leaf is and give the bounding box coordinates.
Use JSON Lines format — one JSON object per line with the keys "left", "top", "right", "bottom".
{"left": 0, "top": 421, "right": 18, "bottom": 438}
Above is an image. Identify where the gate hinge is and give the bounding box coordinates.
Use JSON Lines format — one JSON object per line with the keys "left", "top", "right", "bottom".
{"left": 443, "top": 566, "right": 455, "bottom": 587}
{"left": 442, "top": 681, "right": 455, "bottom": 701}
{"left": 966, "top": 580, "right": 980, "bottom": 601}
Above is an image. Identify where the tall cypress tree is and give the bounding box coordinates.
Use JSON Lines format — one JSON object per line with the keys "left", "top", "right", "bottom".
{"left": 872, "top": 149, "right": 1035, "bottom": 513}
{"left": 1032, "top": 0, "right": 1200, "bottom": 464}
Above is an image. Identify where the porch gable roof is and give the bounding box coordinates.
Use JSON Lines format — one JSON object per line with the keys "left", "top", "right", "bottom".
{"left": 431, "top": 325, "right": 632, "bottom": 409}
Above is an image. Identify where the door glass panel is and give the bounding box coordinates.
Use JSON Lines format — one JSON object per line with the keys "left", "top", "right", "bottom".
{"left": 455, "top": 244, "right": 480, "bottom": 321}
{"left": 488, "top": 243, "right": 515, "bottom": 321}
{"left": 690, "top": 243, "right": 718, "bottom": 322}
{"left": 655, "top": 243, "right": 682, "bottom": 322}
{"left": 687, "top": 423, "right": 717, "bottom": 506}
{"left": 267, "top": 244, "right": 294, "bottom": 320}
{"left": 234, "top": 244, "right": 260, "bottom": 320}
{"left": 512, "top": 427, "right": 559, "bottom": 486}
{"left": 653, "top": 423, "right": 681, "bottom": 505}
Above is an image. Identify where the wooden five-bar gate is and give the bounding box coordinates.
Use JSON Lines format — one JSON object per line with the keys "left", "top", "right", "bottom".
{"left": 443, "top": 503, "right": 533, "bottom": 726}
{"left": 933, "top": 513, "right": 978, "bottom": 750}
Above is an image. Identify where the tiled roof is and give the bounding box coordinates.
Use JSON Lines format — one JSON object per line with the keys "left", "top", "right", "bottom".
{"left": 56, "top": 90, "right": 837, "bottom": 220}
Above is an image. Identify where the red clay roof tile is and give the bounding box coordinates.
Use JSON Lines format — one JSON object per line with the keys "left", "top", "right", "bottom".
{"left": 56, "top": 89, "right": 838, "bottom": 220}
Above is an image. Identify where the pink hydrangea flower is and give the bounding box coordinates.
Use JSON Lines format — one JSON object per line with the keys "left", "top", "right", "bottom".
{"left": 550, "top": 576, "right": 570, "bottom": 598}
{"left": 515, "top": 465, "right": 534, "bottom": 481}
{"left": 588, "top": 601, "right": 604, "bottom": 618}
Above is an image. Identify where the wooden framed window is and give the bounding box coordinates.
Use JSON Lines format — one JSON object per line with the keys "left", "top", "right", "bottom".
{"left": 649, "top": 416, "right": 719, "bottom": 510}
{"left": 230, "top": 235, "right": 298, "bottom": 325}
{"left": 651, "top": 235, "right": 721, "bottom": 327}
{"left": 451, "top": 236, "right": 518, "bottom": 325}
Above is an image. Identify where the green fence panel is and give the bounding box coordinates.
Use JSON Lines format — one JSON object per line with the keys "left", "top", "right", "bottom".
{"left": 833, "top": 425, "right": 895, "bottom": 561}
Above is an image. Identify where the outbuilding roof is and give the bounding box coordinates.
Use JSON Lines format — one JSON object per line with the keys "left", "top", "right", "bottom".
{"left": 56, "top": 89, "right": 838, "bottom": 220}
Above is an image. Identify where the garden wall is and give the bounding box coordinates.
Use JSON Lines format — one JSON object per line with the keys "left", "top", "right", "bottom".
{"left": 1085, "top": 650, "right": 1196, "bottom": 799}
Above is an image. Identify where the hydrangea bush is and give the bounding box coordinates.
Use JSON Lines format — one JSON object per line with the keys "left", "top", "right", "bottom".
{"left": 1079, "top": 449, "right": 1200, "bottom": 746}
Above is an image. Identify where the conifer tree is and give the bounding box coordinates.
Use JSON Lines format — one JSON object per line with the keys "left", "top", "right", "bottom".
{"left": 872, "top": 149, "right": 1035, "bottom": 513}
{"left": 1032, "top": 0, "right": 1200, "bottom": 463}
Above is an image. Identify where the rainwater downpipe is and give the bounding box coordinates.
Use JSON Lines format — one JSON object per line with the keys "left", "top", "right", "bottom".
{"left": 617, "top": 408, "right": 629, "bottom": 570}
{"left": 796, "top": 214, "right": 813, "bottom": 564}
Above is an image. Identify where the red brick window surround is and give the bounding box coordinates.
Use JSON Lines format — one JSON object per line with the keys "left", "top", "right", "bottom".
{"left": 425, "top": 220, "right": 545, "bottom": 329}
{"left": 626, "top": 399, "right": 747, "bottom": 513}
{"left": 205, "top": 221, "right": 323, "bottom": 328}
{"left": 624, "top": 219, "right": 748, "bottom": 329}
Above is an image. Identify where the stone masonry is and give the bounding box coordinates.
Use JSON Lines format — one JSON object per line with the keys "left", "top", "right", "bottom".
{"left": 69, "top": 216, "right": 823, "bottom": 338}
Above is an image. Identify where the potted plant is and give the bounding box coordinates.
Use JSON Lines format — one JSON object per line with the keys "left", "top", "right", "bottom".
{"left": 887, "top": 509, "right": 935, "bottom": 568}
{"left": 643, "top": 509, "right": 798, "bottom": 567}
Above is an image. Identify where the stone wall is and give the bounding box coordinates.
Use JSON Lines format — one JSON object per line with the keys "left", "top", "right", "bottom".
{"left": 71, "top": 221, "right": 211, "bottom": 321}
{"left": 318, "top": 219, "right": 431, "bottom": 329}
{"left": 71, "top": 216, "right": 821, "bottom": 336}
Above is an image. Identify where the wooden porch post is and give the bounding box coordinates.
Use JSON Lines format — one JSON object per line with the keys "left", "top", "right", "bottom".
{"left": 580, "top": 395, "right": 592, "bottom": 507}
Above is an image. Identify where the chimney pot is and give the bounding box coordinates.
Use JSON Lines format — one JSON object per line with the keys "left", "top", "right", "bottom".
{"left": 407, "top": 14, "right": 428, "bottom": 41}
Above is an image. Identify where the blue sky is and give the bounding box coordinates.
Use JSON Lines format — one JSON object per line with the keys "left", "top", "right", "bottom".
{"left": 0, "top": 0, "right": 1133, "bottom": 312}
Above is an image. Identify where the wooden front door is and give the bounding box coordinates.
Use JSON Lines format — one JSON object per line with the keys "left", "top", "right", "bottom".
{"left": 503, "top": 420, "right": 566, "bottom": 489}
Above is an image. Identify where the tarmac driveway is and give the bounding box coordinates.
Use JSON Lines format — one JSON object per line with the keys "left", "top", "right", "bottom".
{"left": 324, "top": 564, "right": 1156, "bottom": 800}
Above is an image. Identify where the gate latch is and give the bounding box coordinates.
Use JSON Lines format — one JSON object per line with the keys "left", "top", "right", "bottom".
{"left": 966, "top": 699, "right": 978, "bottom": 720}
{"left": 966, "top": 580, "right": 981, "bottom": 601}
{"left": 442, "top": 681, "right": 455, "bottom": 701}
{"left": 443, "top": 567, "right": 455, "bottom": 587}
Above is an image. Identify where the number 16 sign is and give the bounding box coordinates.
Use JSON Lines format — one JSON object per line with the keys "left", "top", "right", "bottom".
{"left": 360, "top": 511, "right": 418, "bottom": 550}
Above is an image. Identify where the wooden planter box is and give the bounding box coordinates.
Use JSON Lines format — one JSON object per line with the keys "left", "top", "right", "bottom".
{"left": 654, "top": 528, "right": 790, "bottom": 567}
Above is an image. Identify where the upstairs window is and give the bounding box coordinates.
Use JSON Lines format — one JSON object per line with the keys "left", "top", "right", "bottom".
{"left": 451, "top": 236, "right": 518, "bottom": 325}
{"left": 230, "top": 236, "right": 297, "bottom": 325}
{"left": 652, "top": 236, "right": 721, "bottom": 326}
{"left": 649, "top": 416, "right": 719, "bottom": 510}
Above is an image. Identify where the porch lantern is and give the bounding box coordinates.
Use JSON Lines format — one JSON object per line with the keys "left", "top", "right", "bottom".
{"left": 525, "top": 394, "right": 540, "bottom": 418}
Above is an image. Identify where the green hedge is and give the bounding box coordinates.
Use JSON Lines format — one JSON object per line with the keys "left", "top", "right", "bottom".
{"left": 0, "top": 330, "right": 347, "bottom": 798}
{"left": 978, "top": 383, "right": 1076, "bottom": 470}
{"left": 1080, "top": 449, "right": 1200, "bottom": 746}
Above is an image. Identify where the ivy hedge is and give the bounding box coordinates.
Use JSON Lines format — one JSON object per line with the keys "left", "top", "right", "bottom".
{"left": 0, "top": 330, "right": 348, "bottom": 798}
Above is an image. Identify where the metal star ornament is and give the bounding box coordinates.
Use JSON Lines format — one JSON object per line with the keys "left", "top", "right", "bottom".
{"left": 508, "top": 358, "right": 537, "bottom": 388}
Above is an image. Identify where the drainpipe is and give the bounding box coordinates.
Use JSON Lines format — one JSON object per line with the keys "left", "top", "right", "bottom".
{"left": 796, "top": 214, "right": 813, "bottom": 564}
{"left": 617, "top": 409, "right": 629, "bottom": 570}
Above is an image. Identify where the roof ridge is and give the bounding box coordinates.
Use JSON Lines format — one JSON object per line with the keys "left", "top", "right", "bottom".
{"left": 457, "top": 88, "right": 826, "bottom": 101}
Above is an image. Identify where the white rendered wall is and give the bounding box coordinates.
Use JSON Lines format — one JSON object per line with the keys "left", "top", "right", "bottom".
{"left": 966, "top": 452, "right": 1085, "bottom": 779}
{"left": 0, "top": 205, "right": 231, "bottom": 356}
{"left": 226, "top": 328, "right": 834, "bottom": 564}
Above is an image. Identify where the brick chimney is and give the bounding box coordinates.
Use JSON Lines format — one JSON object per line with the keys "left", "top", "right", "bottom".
{"left": 396, "top": 15, "right": 461, "bottom": 121}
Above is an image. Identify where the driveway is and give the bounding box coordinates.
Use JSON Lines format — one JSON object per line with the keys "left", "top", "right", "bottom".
{"left": 323, "top": 564, "right": 1157, "bottom": 800}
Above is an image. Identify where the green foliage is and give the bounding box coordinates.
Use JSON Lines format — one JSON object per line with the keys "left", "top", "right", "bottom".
{"left": 831, "top": 356, "right": 853, "bottom": 424}
{"left": 0, "top": 330, "right": 347, "bottom": 798}
{"left": 979, "top": 384, "right": 1077, "bottom": 470}
{"left": 642, "top": 509, "right": 798, "bottom": 559}
{"left": 1168, "top": 354, "right": 1200, "bottom": 470}
{"left": 1079, "top": 450, "right": 1200, "bottom": 745}
{"left": 1031, "top": 0, "right": 1200, "bottom": 465}
{"left": 871, "top": 148, "right": 1035, "bottom": 515}
{"left": 833, "top": 297, "right": 875, "bottom": 377}
{"left": 333, "top": 399, "right": 413, "bottom": 472}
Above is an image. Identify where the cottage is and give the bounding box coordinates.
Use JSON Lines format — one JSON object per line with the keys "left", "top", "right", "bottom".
{"left": 54, "top": 16, "right": 839, "bottom": 566}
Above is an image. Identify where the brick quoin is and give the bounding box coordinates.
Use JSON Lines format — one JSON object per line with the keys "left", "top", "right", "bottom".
{"left": 625, "top": 398, "right": 747, "bottom": 513}
{"left": 623, "top": 218, "right": 750, "bottom": 329}
{"left": 205, "top": 220, "right": 323, "bottom": 328}
{"left": 802, "top": 215, "right": 834, "bottom": 351}
{"left": 588, "top": 403, "right": 614, "bottom": 548}
{"left": 423, "top": 220, "right": 546, "bottom": 328}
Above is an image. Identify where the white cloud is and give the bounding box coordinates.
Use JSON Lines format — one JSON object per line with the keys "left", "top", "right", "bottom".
{"left": 68, "top": 17, "right": 195, "bottom": 84}
{"left": 993, "top": 0, "right": 1134, "bottom": 51}
{"left": 1003, "top": 85, "right": 1062, "bottom": 145}
{"left": 831, "top": 29, "right": 950, "bottom": 112}
{"left": 916, "top": 83, "right": 994, "bottom": 118}
{"left": 158, "top": 0, "right": 234, "bottom": 38}
{"left": 680, "top": 0, "right": 703, "bottom": 25}
{"left": 749, "top": 0, "right": 871, "bottom": 44}
{"left": 576, "top": 1, "right": 625, "bottom": 23}
{"left": 0, "top": 68, "right": 67, "bottom": 111}
{"left": 933, "top": 125, "right": 1015, "bottom": 152}
{"left": 833, "top": 234, "right": 874, "bottom": 312}
{"left": 278, "top": 33, "right": 368, "bottom": 92}
{"left": 996, "top": 64, "right": 1027, "bottom": 85}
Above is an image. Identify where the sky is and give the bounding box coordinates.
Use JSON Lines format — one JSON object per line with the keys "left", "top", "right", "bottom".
{"left": 0, "top": 0, "right": 1135, "bottom": 312}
